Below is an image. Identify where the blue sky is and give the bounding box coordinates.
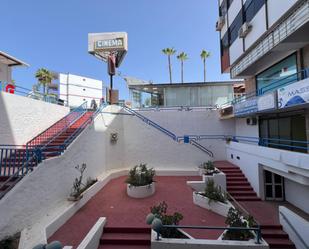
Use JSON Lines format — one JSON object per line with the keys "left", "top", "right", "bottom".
{"left": 1, "top": 0, "right": 230, "bottom": 99}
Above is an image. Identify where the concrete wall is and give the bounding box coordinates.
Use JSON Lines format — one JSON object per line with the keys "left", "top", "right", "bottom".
{"left": 0, "top": 63, "right": 12, "bottom": 83}
{"left": 0, "top": 92, "right": 69, "bottom": 145}
{"left": 0, "top": 106, "right": 118, "bottom": 239}
{"left": 129, "top": 109, "right": 235, "bottom": 162}
{"left": 235, "top": 118, "right": 259, "bottom": 138}
{"left": 302, "top": 44, "right": 309, "bottom": 69}
{"left": 285, "top": 179, "right": 309, "bottom": 214}
{"left": 267, "top": 0, "right": 298, "bottom": 28}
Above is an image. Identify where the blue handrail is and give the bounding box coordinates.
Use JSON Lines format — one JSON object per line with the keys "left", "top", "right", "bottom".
{"left": 124, "top": 106, "right": 214, "bottom": 157}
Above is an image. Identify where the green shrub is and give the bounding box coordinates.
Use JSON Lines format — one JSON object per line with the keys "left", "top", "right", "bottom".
{"left": 200, "top": 179, "right": 227, "bottom": 204}
{"left": 150, "top": 201, "right": 185, "bottom": 238}
{"left": 126, "top": 163, "right": 155, "bottom": 186}
{"left": 199, "top": 161, "right": 220, "bottom": 175}
{"left": 222, "top": 208, "right": 256, "bottom": 241}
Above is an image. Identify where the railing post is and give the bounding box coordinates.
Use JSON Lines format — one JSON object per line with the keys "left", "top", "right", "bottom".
{"left": 256, "top": 225, "right": 261, "bottom": 244}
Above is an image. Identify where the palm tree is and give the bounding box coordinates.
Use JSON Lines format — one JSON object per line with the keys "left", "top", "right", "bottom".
{"left": 177, "top": 52, "right": 188, "bottom": 83}
{"left": 200, "top": 50, "right": 211, "bottom": 82}
{"left": 162, "top": 48, "right": 176, "bottom": 83}
{"left": 35, "top": 68, "right": 53, "bottom": 100}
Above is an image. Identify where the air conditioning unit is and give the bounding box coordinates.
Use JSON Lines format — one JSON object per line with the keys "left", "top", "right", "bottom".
{"left": 238, "top": 22, "right": 252, "bottom": 38}
{"left": 246, "top": 117, "right": 257, "bottom": 126}
{"left": 216, "top": 16, "right": 225, "bottom": 31}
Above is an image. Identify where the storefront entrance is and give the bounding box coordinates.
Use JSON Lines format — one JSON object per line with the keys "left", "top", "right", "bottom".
{"left": 264, "top": 170, "right": 284, "bottom": 201}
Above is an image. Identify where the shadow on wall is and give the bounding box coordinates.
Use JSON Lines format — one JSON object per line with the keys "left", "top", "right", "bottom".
{"left": 0, "top": 107, "right": 125, "bottom": 241}
{"left": 0, "top": 93, "right": 15, "bottom": 145}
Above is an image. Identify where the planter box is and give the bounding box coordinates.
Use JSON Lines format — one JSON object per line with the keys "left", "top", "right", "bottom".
{"left": 202, "top": 169, "right": 226, "bottom": 191}
{"left": 151, "top": 230, "right": 268, "bottom": 249}
{"left": 193, "top": 192, "right": 233, "bottom": 217}
{"left": 127, "top": 182, "right": 155, "bottom": 198}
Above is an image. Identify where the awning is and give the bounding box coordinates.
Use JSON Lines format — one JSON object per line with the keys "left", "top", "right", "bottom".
{"left": 0, "top": 51, "right": 29, "bottom": 67}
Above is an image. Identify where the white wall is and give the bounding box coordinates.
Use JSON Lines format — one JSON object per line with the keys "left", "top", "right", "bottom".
{"left": 0, "top": 63, "right": 12, "bottom": 83}
{"left": 128, "top": 109, "right": 235, "bottom": 162}
{"left": 0, "top": 92, "right": 69, "bottom": 145}
{"left": 235, "top": 118, "right": 259, "bottom": 138}
{"left": 267, "top": 0, "right": 298, "bottom": 28}
{"left": 244, "top": 6, "right": 267, "bottom": 50}
{"left": 0, "top": 106, "right": 120, "bottom": 240}
{"left": 285, "top": 179, "right": 309, "bottom": 214}
{"left": 229, "top": 38, "right": 243, "bottom": 65}
{"left": 228, "top": 0, "right": 242, "bottom": 24}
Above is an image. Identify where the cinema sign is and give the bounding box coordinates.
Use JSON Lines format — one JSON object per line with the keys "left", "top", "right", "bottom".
{"left": 94, "top": 38, "right": 124, "bottom": 51}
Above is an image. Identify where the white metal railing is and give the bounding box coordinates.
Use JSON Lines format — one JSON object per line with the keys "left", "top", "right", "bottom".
{"left": 231, "top": 0, "right": 309, "bottom": 78}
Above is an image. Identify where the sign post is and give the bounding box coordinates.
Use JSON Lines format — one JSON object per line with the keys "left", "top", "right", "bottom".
{"left": 88, "top": 32, "right": 128, "bottom": 104}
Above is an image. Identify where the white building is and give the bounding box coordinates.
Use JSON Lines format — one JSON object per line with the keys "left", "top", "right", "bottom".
{"left": 58, "top": 73, "right": 104, "bottom": 108}
{"left": 217, "top": 0, "right": 309, "bottom": 212}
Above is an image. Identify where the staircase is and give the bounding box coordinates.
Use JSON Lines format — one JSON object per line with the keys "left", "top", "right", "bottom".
{"left": 215, "top": 162, "right": 296, "bottom": 249}
{"left": 0, "top": 103, "right": 102, "bottom": 198}
{"left": 98, "top": 227, "right": 151, "bottom": 249}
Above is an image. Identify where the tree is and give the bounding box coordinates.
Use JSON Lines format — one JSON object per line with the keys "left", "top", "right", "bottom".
{"left": 200, "top": 50, "right": 211, "bottom": 82}
{"left": 162, "top": 48, "right": 176, "bottom": 83}
{"left": 177, "top": 52, "right": 188, "bottom": 83}
{"left": 35, "top": 68, "right": 53, "bottom": 100}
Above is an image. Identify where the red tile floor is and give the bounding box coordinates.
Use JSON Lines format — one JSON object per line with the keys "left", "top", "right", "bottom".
{"left": 49, "top": 175, "right": 226, "bottom": 248}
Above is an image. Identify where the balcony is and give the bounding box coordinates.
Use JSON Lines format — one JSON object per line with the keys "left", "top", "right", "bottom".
{"left": 229, "top": 68, "right": 309, "bottom": 117}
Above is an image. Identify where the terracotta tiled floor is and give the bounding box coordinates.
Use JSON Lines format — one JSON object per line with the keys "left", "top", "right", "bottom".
{"left": 48, "top": 175, "right": 226, "bottom": 248}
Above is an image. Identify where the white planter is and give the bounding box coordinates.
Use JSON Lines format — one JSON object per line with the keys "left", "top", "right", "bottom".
{"left": 127, "top": 182, "right": 155, "bottom": 198}
{"left": 151, "top": 230, "right": 268, "bottom": 249}
{"left": 193, "top": 192, "right": 233, "bottom": 217}
{"left": 202, "top": 169, "right": 226, "bottom": 191}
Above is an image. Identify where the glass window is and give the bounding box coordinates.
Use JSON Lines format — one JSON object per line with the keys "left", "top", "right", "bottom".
{"left": 244, "top": 0, "right": 265, "bottom": 23}
{"left": 256, "top": 54, "right": 298, "bottom": 94}
{"left": 229, "top": 11, "right": 243, "bottom": 45}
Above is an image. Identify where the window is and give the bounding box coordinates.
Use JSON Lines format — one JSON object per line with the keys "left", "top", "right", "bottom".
{"left": 229, "top": 11, "right": 243, "bottom": 45}
{"left": 256, "top": 54, "right": 298, "bottom": 94}
{"left": 244, "top": 0, "right": 265, "bottom": 23}
{"left": 259, "top": 114, "right": 307, "bottom": 153}
{"left": 221, "top": 32, "right": 229, "bottom": 56}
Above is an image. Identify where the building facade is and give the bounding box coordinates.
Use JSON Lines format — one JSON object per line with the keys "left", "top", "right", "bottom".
{"left": 58, "top": 73, "right": 104, "bottom": 108}
{"left": 217, "top": 0, "right": 309, "bottom": 210}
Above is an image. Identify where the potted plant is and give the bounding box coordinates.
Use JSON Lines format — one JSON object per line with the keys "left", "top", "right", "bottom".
{"left": 126, "top": 163, "right": 155, "bottom": 198}
{"left": 193, "top": 179, "right": 233, "bottom": 217}
{"left": 198, "top": 161, "right": 220, "bottom": 176}
{"left": 149, "top": 201, "right": 186, "bottom": 239}
{"left": 221, "top": 208, "right": 256, "bottom": 241}
{"left": 68, "top": 163, "right": 97, "bottom": 201}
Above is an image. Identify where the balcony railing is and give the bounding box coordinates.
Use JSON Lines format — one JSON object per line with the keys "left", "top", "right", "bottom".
{"left": 220, "top": 68, "right": 309, "bottom": 110}
{"left": 0, "top": 81, "right": 67, "bottom": 106}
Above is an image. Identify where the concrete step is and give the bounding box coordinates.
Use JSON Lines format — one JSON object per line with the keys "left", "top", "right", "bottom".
{"left": 262, "top": 229, "right": 289, "bottom": 239}
{"left": 265, "top": 238, "right": 296, "bottom": 248}
{"left": 228, "top": 191, "right": 257, "bottom": 196}
{"left": 104, "top": 227, "right": 150, "bottom": 233}
{"left": 233, "top": 196, "right": 261, "bottom": 201}
{"left": 227, "top": 181, "right": 250, "bottom": 186}
{"left": 226, "top": 177, "right": 249, "bottom": 181}
{"left": 227, "top": 186, "right": 254, "bottom": 191}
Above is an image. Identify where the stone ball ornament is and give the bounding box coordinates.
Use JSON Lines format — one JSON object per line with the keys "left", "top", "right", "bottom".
{"left": 146, "top": 213, "right": 155, "bottom": 225}
{"left": 151, "top": 218, "right": 163, "bottom": 233}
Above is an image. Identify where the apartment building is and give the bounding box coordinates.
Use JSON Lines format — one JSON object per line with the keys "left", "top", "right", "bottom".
{"left": 217, "top": 0, "right": 309, "bottom": 212}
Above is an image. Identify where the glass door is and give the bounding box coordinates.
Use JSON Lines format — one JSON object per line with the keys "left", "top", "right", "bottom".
{"left": 264, "top": 170, "right": 284, "bottom": 201}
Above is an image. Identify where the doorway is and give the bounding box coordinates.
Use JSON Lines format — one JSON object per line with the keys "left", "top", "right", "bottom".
{"left": 264, "top": 170, "right": 285, "bottom": 201}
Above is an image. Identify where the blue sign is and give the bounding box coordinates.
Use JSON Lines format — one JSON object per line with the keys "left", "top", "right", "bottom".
{"left": 234, "top": 98, "right": 258, "bottom": 116}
